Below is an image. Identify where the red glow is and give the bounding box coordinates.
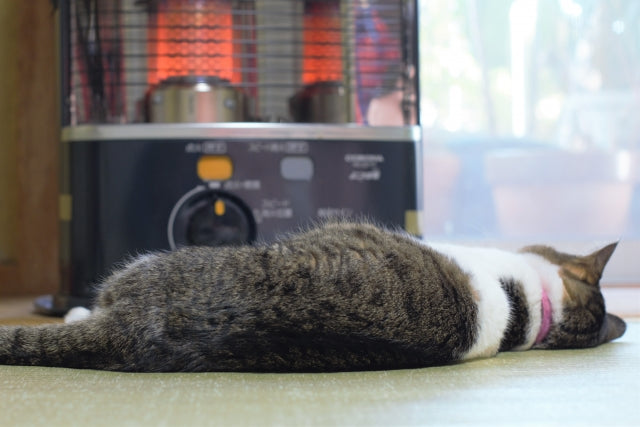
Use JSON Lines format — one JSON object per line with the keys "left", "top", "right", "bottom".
{"left": 148, "top": 0, "right": 237, "bottom": 84}
{"left": 302, "top": 2, "right": 343, "bottom": 84}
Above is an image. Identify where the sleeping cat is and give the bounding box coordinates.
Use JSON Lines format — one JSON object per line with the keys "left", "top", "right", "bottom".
{"left": 0, "top": 221, "right": 626, "bottom": 372}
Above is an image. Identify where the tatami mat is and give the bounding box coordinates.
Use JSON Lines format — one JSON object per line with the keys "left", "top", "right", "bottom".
{"left": 0, "top": 304, "right": 638, "bottom": 426}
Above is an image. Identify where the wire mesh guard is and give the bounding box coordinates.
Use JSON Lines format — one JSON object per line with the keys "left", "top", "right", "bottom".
{"left": 63, "top": 0, "right": 417, "bottom": 125}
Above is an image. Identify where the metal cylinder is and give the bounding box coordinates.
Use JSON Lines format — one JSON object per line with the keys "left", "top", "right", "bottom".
{"left": 148, "top": 76, "right": 248, "bottom": 123}
{"left": 289, "top": 81, "right": 348, "bottom": 123}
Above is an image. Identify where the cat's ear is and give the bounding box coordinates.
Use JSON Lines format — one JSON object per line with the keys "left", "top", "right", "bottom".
{"left": 592, "top": 242, "right": 618, "bottom": 278}
{"left": 597, "top": 313, "right": 626, "bottom": 345}
{"left": 562, "top": 242, "right": 618, "bottom": 287}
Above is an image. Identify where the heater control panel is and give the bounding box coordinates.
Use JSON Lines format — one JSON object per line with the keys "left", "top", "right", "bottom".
{"left": 163, "top": 135, "right": 416, "bottom": 250}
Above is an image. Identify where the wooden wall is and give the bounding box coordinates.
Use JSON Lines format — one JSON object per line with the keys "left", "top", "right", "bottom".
{"left": 0, "top": 1, "right": 59, "bottom": 296}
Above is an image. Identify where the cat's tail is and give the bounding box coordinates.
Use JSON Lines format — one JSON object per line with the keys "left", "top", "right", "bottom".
{"left": 0, "top": 318, "right": 124, "bottom": 370}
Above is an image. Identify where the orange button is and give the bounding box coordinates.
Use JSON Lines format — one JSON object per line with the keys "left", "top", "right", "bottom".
{"left": 214, "top": 199, "right": 226, "bottom": 216}
{"left": 197, "top": 156, "right": 233, "bottom": 181}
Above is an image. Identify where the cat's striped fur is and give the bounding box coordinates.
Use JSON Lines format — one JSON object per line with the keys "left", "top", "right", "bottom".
{"left": 0, "top": 221, "right": 626, "bottom": 372}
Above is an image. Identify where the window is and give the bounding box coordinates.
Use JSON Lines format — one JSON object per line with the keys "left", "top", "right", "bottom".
{"left": 418, "top": 0, "right": 639, "bottom": 288}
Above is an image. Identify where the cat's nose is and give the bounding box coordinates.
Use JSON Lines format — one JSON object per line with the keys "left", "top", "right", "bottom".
{"left": 599, "top": 313, "right": 626, "bottom": 344}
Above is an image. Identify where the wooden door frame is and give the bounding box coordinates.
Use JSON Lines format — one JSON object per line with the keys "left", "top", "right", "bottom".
{"left": 0, "top": 2, "right": 59, "bottom": 297}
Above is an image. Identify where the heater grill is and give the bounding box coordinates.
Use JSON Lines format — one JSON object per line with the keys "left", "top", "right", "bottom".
{"left": 63, "top": 0, "right": 417, "bottom": 125}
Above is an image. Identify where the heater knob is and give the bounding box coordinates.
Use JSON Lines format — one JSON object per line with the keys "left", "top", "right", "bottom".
{"left": 169, "top": 188, "right": 255, "bottom": 249}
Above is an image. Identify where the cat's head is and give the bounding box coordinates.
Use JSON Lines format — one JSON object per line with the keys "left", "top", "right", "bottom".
{"left": 521, "top": 242, "right": 626, "bottom": 349}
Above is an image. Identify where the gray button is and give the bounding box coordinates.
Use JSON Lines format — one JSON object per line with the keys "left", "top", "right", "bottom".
{"left": 280, "top": 156, "right": 314, "bottom": 181}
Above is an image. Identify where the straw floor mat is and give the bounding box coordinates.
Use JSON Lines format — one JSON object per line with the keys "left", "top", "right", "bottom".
{"left": 0, "top": 298, "right": 638, "bottom": 426}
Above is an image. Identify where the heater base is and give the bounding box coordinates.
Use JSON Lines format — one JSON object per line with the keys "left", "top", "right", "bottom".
{"left": 33, "top": 294, "right": 92, "bottom": 317}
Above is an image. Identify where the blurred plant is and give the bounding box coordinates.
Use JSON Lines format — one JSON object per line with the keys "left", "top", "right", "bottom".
{"left": 419, "top": 0, "right": 640, "bottom": 148}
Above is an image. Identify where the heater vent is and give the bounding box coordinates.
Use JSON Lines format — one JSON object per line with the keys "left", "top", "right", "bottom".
{"left": 62, "top": 0, "right": 417, "bottom": 125}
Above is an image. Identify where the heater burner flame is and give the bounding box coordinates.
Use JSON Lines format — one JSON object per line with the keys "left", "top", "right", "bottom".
{"left": 148, "top": 0, "right": 237, "bottom": 85}
{"left": 302, "top": 1, "right": 343, "bottom": 85}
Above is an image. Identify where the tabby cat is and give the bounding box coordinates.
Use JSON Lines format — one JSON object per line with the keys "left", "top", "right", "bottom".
{"left": 0, "top": 221, "right": 626, "bottom": 372}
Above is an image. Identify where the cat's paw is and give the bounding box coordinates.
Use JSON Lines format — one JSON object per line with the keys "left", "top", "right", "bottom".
{"left": 64, "top": 307, "right": 92, "bottom": 323}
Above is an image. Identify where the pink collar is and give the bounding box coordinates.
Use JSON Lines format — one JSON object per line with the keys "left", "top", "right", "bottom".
{"left": 535, "top": 286, "right": 552, "bottom": 344}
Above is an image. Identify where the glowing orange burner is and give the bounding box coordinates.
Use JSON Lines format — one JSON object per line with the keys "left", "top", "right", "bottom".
{"left": 148, "top": 0, "right": 238, "bottom": 84}
{"left": 302, "top": 1, "right": 343, "bottom": 84}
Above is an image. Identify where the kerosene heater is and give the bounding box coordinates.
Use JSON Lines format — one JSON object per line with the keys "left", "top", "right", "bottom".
{"left": 37, "top": 0, "right": 422, "bottom": 314}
